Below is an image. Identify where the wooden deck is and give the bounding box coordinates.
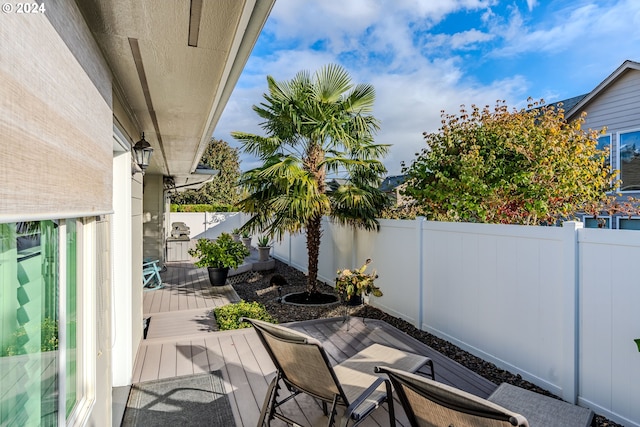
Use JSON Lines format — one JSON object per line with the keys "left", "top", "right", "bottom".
{"left": 143, "top": 261, "right": 240, "bottom": 315}
{"left": 134, "top": 262, "right": 498, "bottom": 427}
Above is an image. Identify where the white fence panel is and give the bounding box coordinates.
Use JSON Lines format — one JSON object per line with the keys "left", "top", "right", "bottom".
{"left": 271, "top": 219, "right": 356, "bottom": 285}
{"left": 317, "top": 219, "right": 355, "bottom": 285}
{"left": 271, "top": 231, "right": 291, "bottom": 265}
{"left": 421, "top": 221, "right": 573, "bottom": 399}
{"left": 354, "top": 219, "right": 422, "bottom": 326}
{"left": 579, "top": 229, "right": 640, "bottom": 427}
{"left": 169, "top": 212, "right": 249, "bottom": 240}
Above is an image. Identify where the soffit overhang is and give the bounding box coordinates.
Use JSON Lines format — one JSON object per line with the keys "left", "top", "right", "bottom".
{"left": 77, "top": 0, "right": 274, "bottom": 188}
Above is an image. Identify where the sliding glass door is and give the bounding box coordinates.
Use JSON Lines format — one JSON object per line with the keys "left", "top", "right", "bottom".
{"left": 0, "top": 219, "right": 81, "bottom": 426}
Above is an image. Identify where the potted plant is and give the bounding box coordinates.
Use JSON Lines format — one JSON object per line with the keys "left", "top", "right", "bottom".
{"left": 257, "top": 235, "right": 271, "bottom": 262}
{"left": 188, "top": 233, "right": 249, "bottom": 286}
{"left": 335, "top": 259, "right": 382, "bottom": 306}
{"left": 231, "top": 228, "right": 241, "bottom": 242}
{"left": 241, "top": 229, "right": 252, "bottom": 250}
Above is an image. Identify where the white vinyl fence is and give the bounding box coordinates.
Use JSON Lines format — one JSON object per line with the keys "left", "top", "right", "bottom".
{"left": 171, "top": 212, "right": 640, "bottom": 427}
{"left": 170, "top": 212, "right": 252, "bottom": 241}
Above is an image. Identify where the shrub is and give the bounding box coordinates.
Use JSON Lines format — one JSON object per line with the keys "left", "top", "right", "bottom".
{"left": 170, "top": 204, "right": 239, "bottom": 212}
{"left": 214, "top": 301, "right": 276, "bottom": 331}
{"left": 188, "top": 233, "right": 249, "bottom": 269}
{"left": 402, "top": 99, "right": 615, "bottom": 225}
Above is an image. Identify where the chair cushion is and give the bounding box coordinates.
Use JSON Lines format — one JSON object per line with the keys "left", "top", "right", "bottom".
{"left": 334, "top": 343, "right": 430, "bottom": 419}
{"left": 488, "top": 383, "right": 594, "bottom": 427}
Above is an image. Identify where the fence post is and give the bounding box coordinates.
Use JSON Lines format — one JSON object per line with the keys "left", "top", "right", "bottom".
{"left": 416, "top": 216, "right": 425, "bottom": 329}
{"left": 562, "top": 220, "right": 582, "bottom": 404}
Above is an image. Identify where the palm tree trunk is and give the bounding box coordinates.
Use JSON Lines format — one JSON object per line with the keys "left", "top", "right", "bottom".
{"left": 306, "top": 215, "right": 322, "bottom": 294}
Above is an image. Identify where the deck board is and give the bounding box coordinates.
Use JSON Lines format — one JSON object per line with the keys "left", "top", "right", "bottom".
{"left": 132, "top": 262, "right": 498, "bottom": 426}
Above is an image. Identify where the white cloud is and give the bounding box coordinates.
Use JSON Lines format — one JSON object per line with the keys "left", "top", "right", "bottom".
{"left": 525, "top": 0, "right": 538, "bottom": 12}
{"left": 370, "top": 66, "right": 528, "bottom": 174}
{"left": 424, "top": 29, "right": 495, "bottom": 52}
{"left": 215, "top": 0, "right": 640, "bottom": 175}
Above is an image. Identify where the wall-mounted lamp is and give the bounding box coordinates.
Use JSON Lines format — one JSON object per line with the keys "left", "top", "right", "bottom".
{"left": 132, "top": 132, "right": 154, "bottom": 174}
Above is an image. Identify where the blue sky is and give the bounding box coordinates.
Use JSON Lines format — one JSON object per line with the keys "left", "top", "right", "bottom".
{"left": 214, "top": 0, "right": 640, "bottom": 175}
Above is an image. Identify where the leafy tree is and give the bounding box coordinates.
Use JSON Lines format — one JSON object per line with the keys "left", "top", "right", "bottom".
{"left": 170, "top": 138, "right": 241, "bottom": 205}
{"left": 232, "top": 64, "right": 389, "bottom": 293}
{"left": 402, "top": 99, "right": 615, "bottom": 225}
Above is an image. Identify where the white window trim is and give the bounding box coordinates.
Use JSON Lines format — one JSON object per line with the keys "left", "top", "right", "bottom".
{"left": 58, "top": 221, "right": 67, "bottom": 425}
{"left": 66, "top": 218, "right": 96, "bottom": 426}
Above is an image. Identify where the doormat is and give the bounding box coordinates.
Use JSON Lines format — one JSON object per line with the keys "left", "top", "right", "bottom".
{"left": 121, "top": 371, "right": 234, "bottom": 427}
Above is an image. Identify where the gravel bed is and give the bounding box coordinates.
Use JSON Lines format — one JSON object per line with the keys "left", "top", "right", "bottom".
{"left": 232, "top": 260, "right": 619, "bottom": 427}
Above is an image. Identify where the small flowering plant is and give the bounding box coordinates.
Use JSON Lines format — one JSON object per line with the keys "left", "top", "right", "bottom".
{"left": 335, "top": 259, "right": 382, "bottom": 302}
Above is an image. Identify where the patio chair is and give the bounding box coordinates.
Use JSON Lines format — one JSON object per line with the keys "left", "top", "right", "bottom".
{"left": 142, "top": 258, "right": 163, "bottom": 290}
{"left": 243, "top": 317, "right": 433, "bottom": 427}
{"left": 375, "top": 366, "right": 529, "bottom": 427}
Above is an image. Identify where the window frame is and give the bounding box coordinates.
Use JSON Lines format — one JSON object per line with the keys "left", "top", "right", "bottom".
{"left": 616, "top": 128, "right": 640, "bottom": 193}
{"left": 581, "top": 214, "right": 612, "bottom": 229}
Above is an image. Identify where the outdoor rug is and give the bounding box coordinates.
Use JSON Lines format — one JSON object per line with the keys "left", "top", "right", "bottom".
{"left": 121, "top": 371, "right": 234, "bottom": 427}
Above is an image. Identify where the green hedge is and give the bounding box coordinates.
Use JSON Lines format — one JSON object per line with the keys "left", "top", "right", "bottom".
{"left": 170, "top": 204, "right": 240, "bottom": 212}
{"left": 213, "top": 301, "right": 276, "bottom": 330}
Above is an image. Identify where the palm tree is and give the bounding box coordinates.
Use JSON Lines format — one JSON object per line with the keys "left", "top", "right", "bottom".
{"left": 232, "top": 64, "right": 389, "bottom": 294}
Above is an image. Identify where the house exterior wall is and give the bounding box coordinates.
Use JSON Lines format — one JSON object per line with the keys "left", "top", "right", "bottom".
{"left": 130, "top": 170, "right": 144, "bottom": 381}
{"left": 579, "top": 70, "right": 640, "bottom": 141}
{"left": 575, "top": 69, "right": 640, "bottom": 197}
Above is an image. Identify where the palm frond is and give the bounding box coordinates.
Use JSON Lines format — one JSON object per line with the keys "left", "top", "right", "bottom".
{"left": 231, "top": 132, "right": 283, "bottom": 159}
{"left": 314, "top": 64, "right": 352, "bottom": 103}
{"left": 345, "top": 83, "right": 377, "bottom": 114}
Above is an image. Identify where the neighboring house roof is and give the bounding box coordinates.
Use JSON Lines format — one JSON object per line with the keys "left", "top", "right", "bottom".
{"left": 326, "top": 178, "right": 349, "bottom": 191}
{"left": 566, "top": 60, "right": 640, "bottom": 121}
{"left": 547, "top": 94, "right": 588, "bottom": 113}
{"left": 379, "top": 175, "right": 409, "bottom": 192}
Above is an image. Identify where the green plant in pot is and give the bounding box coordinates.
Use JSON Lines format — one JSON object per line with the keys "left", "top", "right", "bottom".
{"left": 335, "top": 259, "right": 382, "bottom": 306}
{"left": 241, "top": 229, "right": 252, "bottom": 250}
{"left": 188, "top": 233, "right": 249, "bottom": 286}
{"left": 257, "top": 235, "right": 271, "bottom": 262}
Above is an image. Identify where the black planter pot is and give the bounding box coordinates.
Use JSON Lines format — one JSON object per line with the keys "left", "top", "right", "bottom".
{"left": 207, "top": 267, "right": 229, "bottom": 286}
{"left": 346, "top": 295, "right": 363, "bottom": 306}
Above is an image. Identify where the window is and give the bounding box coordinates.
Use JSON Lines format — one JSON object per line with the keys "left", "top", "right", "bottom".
{"left": 582, "top": 215, "right": 611, "bottom": 229}
{"left": 618, "top": 130, "right": 640, "bottom": 191}
{"left": 0, "top": 219, "right": 83, "bottom": 426}
{"left": 596, "top": 134, "right": 611, "bottom": 168}
{"left": 617, "top": 216, "right": 640, "bottom": 230}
